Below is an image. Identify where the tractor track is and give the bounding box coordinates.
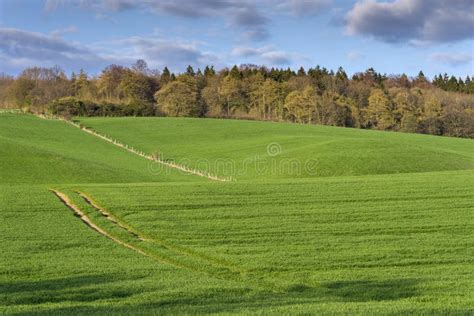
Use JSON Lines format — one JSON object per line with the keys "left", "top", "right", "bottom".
{"left": 76, "top": 191, "right": 241, "bottom": 273}
{"left": 50, "top": 189, "right": 152, "bottom": 258}
{"left": 50, "top": 189, "right": 282, "bottom": 291}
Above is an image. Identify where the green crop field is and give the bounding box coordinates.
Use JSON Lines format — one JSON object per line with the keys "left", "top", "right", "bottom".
{"left": 79, "top": 117, "right": 474, "bottom": 179}
{"left": 1, "top": 113, "right": 473, "bottom": 315}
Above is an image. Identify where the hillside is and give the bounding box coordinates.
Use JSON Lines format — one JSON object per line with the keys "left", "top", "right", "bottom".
{"left": 0, "top": 114, "right": 195, "bottom": 184}
{"left": 79, "top": 117, "right": 474, "bottom": 180}
{"left": 1, "top": 113, "right": 473, "bottom": 314}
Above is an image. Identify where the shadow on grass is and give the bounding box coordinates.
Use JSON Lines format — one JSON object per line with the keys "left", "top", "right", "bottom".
{"left": 0, "top": 274, "right": 135, "bottom": 306}
{"left": 323, "top": 279, "right": 419, "bottom": 302}
{"left": 6, "top": 278, "right": 422, "bottom": 315}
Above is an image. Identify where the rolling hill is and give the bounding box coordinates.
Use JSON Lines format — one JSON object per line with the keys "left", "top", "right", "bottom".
{"left": 79, "top": 117, "right": 474, "bottom": 180}
{"left": 1, "top": 113, "right": 473, "bottom": 315}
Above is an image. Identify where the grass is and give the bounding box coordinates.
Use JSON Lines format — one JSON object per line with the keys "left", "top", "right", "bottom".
{"left": 1, "top": 113, "right": 473, "bottom": 314}
{"left": 79, "top": 116, "right": 474, "bottom": 180}
{"left": 0, "top": 114, "right": 195, "bottom": 184}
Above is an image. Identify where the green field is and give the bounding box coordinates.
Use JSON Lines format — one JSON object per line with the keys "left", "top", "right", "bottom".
{"left": 79, "top": 117, "right": 474, "bottom": 179}
{"left": 1, "top": 113, "right": 473, "bottom": 314}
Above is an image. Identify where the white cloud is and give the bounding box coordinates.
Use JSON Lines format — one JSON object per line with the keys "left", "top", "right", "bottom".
{"left": 430, "top": 53, "right": 473, "bottom": 67}
{"left": 347, "top": 51, "right": 364, "bottom": 61}
{"left": 45, "top": 0, "right": 270, "bottom": 41}
{"left": 0, "top": 27, "right": 103, "bottom": 72}
{"left": 50, "top": 26, "right": 78, "bottom": 37}
{"left": 0, "top": 27, "right": 220, "bottom": 73}
{"left": 346, "top": 0, "right": 474, "bottom": 43}
{"left": 232, "top": 46, "right": 291, "bottom": 65}
{"left": 274, "top": 0, "right": 332, "bottom": 17}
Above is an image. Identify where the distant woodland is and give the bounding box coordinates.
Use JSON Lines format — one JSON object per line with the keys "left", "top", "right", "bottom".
{"left": 1, "top": 60, "right": 473, "bottom": 138}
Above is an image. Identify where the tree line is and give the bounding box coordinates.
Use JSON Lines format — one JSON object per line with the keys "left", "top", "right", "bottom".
{"left": 0, "top": 60, "right": 473, "bottom": 138}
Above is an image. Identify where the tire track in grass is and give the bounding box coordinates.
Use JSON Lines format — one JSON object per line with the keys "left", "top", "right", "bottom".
{"left": 51, "top": 189, "right": 281, "bottom": 291}
{"left": 76, "top": 190, "right": 242, "bottom": 274}
{"left": 50, "top": 189, "right": 151, "bottom": 258}
{"left": 76, "top": 191, "right": 148, "bottom": 242}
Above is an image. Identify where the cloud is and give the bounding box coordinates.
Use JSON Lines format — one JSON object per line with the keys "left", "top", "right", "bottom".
{"left": 0, "top": 27, "right": 102, "bottom": 71}
{"left": 50, "top": 26, "right": 78, "bottom": 37}
{"left": 347, "top": 51, "right": 364, "bottom": 61}
{"left": 126, "top": 38, "right": 213, "bottom": 67}
{"left": 95, "top": 36, "right": 220, "bottom": 71}
{"left": 232, "top": 47, "right": 263, "bottom": 57}
{"left": 430, "top": 53, "right": 473, "bottom": 67}
{"left": 261, "top": 51, "right": 291, "bottom": 65}
{"left": 232, "top": 7, "right": 268, "bottom": 27}
{"left": 0, "top": 27, "right": 222, "bottom": 74}
{"left": 43, "top": 1, "right": 336, "bottom": 42}
{"left": 242, "top": 29, "right": 270, "bottom": 41}
{"left": 346, "top": 0, "right": 474, "bottom": 43}
{"left": 275, "top": 0, "right": 332, "bottom": 17}
{"left": 45, "top": 0, "right": 270, "bottom": 41}
{"left": 232, "top": 46, "right": 291, "bottom": 65}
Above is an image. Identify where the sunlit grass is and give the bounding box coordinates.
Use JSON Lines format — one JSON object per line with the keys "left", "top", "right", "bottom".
{"left": 1, "top": 114, "right": 473, "bottom": 314}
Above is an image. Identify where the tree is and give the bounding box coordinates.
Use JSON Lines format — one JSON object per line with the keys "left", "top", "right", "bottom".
{"left": 228, "top": 65, "right": 242, "bottom": 80}
{"left": 394, "top": 89, "right": 422, "bottom": 132}
{"left": 446, "top": 76, "right": 459, "bottom": 92}
{"left": 186, "top": 65, "right": 195, "bottom": 77}
{"left": 297, "top": 66, "right": 306, "bottom": 76}
{"left": 160, "top": 67, "right": 172, "bottom": 86}
{"left": 336, "top": 67, "right": 348, "bottom": 81}
{"left": 284, "top": 86, "right": 316, "bottom": 123}
{"left": 442, "top": 103, "right": 474, "bottom": 137}
{"left": 8, "top": 67, "right": 70, "bottom": 111}
{"left": 367, "top": 88, "right": 395, "bottom": 130}
{"left": 418, "top": 92, "right": 443, "bottom": 135}
{"left": 204, "top": 65, "right": 216, "bottom": 78}
{"left": 119, "top": 70, "right": 157, "bottom": 103}
{"left": 97, "top": 64, "right": 127, "bottom": 101}
{"left": 8, "top": 76, "right": 35, "bottom": 108}
{"left": 73, "top": 69, "right": 96, "bottom": 100}
{"left": 202, "top": 76, "right": 223, "bottom": 117}
{"left": 336, "top": 95, "right": 359, "bottom": 127}
{"left": 131, "top": 59, "right": 149, "bottom": 74}
{"left": 464, "top": 76, "right": 474, "bottom": 93}
{"left": 249, "top": 74, "right": 281, "bottom": 120}
{"left": 219, "top": 75, "right": 245, "bottom": 116}
{"left": 413, "top": 70, "right": 430, "bottom": 89}
{"left": 315, "top": 91, "right": 349, "bottom": 126}
{"left": 0, "top": 74, "right": 14, "bottom": 108}
{"left": 155, "top": 79, "right": 197, "bottom": 117}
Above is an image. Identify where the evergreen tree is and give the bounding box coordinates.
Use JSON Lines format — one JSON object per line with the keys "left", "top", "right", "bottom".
{"left": 186, "top": 65, "right": 195, "bottom": 77}
{"left": 204, "top": 65, "right": 216, "bottom": 78}
{"left": 161, "top": 67, "right": 172, "bottom": 85}
{"left": 229, "top": 65, "right": 241, "bottom": 80}
{"left": 297, "top": 67, "right": 306, "bottom": 76}
{"left": 446, "top": 76, "right": 459, "bottom": 92}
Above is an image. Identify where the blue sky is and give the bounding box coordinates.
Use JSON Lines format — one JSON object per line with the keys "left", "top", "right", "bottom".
{"left": 0, "top": 0, "right": 473, "bottom": 78}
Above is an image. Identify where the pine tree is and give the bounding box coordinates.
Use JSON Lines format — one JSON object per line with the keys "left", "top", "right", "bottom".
{"left": 161, "top": 67, "right": 172, "bottom": 85}
{"left": 297, "top": 66, "right": 306, "bottom": 76}
{"left": 336, "top": 67, "right": 348, "bottom": 81}
{"left": 229, "top": 65, "right": 241, "bottom": 79}
{"left": 204, "top": 65, "right": 216, "bottom": 78}
{"left": 186, "top": 65, "right": 195, "bottom": 77}
{"left": 446, "top": 76, "right": 459, "bottom": 92}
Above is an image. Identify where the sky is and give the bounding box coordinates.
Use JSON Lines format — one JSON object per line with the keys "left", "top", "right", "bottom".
{"left": 0, "top": 0, "right": 473, "bottom": 79}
